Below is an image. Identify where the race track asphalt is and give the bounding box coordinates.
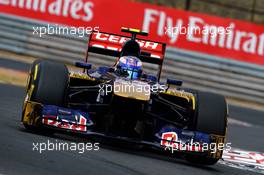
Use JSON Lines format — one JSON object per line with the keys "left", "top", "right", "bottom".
{"left": 0, "top": 57, "right": 263, "bottom": 175}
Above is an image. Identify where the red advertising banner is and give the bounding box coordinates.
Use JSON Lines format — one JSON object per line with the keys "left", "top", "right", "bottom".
{"left": 0, "top": 0, "right": 264, "bottom": 65}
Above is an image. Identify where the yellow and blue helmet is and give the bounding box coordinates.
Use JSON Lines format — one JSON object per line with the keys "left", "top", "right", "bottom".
{"left": 115, "top": 56, "right": 143, "bottom": 80}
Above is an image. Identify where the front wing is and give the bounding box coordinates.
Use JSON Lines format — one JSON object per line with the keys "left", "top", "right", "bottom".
{"left": 22, "top": 101, "right": 225, "bottom": 159}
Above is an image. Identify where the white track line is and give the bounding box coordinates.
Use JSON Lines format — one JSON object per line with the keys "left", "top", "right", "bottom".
{"left": 228, "top": 118, "right": 253, "bottom": 127}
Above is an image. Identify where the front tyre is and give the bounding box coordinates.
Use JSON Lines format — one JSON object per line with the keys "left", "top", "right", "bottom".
{"left": 186, "top": 91, "right": 228, "bottom": 165}
{"left": 22, "top": 60, "right": 69, "bottom": 133}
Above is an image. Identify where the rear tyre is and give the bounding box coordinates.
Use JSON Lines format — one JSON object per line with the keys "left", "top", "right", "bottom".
{"left": 22, "top": 60, "right": 69, "bottom": 133}
{"left": 186, "top": 91, "right": 227, "bottom": 165}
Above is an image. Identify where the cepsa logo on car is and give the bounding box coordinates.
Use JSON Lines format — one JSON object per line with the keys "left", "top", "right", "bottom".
{"left": 93, "top": 33, "right": 161, "bottom": 50}
{"left": 0, "top": 0, "right": 94, "bottom": 21}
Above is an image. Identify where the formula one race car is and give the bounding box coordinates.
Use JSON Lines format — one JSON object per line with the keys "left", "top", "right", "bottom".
{"left": 22, "top": 27, "right": 228, "bottom": 165}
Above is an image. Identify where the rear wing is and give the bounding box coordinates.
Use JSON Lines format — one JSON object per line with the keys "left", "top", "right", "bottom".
{"left": 86, "top": 31, "right": 166, "bottom": 65}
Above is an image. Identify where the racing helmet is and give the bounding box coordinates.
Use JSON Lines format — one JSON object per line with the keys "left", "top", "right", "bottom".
{"left": 115, "top": 56, "right": 143, "bottom": 80}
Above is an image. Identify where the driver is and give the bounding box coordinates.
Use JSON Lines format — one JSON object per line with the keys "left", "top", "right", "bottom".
{"left": 115, "top": 56, "right": 143, "bottom": 80}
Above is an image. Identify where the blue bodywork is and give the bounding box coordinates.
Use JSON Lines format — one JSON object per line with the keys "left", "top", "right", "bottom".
{"left": 42, "top": 105, "right": 93, "bottom": 132}
{"left": 156, "top": 126, "right": 210, "bottom": 145}
{"left": 41, "top": 105, "right": 211, "bottom": 151}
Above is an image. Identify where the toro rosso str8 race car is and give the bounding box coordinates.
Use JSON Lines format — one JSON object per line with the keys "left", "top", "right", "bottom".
{"left": 22, "top": 27, "right": 228, "bottom": 165}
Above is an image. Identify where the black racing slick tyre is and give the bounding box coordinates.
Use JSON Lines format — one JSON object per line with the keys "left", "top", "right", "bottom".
{"left": 22, "top": 59, "right": 69, "bottom": 132}
{"left": 30, "top": 60, "right": 69, "bottom": 106}
{"left": 195, "top": 92, "right": 227, "bottom": 136}
{"left": 186, "top": 91, "right": 228, "bottom": 165}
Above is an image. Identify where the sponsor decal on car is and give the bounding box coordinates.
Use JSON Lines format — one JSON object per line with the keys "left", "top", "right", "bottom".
{"left": 42, "top": 115, "right": 88, "bottom": 132}
{"left": 161, "top": 132, "right": 203, "bottom": 152}
{"left": 161, "top": 131, "right": 231, "bottom": 155}
{"left": 94, "top": 33, "right": 161, "bottom": 51}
